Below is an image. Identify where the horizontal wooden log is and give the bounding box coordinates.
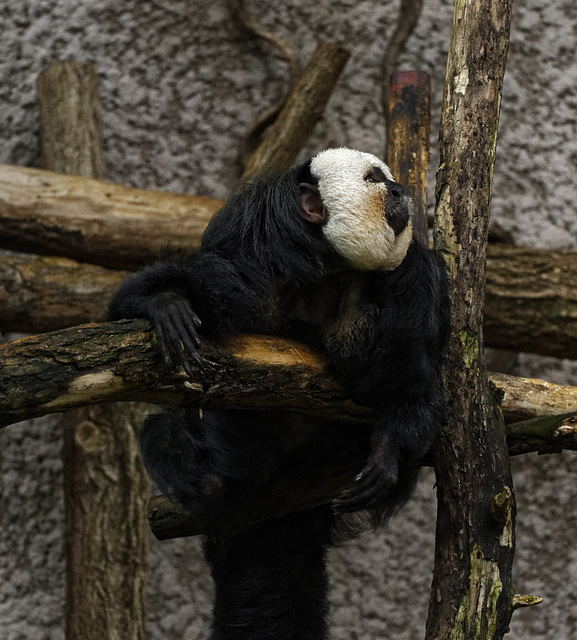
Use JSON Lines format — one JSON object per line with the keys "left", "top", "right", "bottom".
{"left": 2, "top": 167, "right": 577, "bottom": 357}
{"left": 0, "top": 254, "right": 126, "bottom": 332}
{"left": 490, "top": 371, "right": 577, "bottom": 423}
{"left": 484, "top": 244, "right": 577, "bottom": 360}
{"left": 0, "top": 164, "right": 223, "bottom": 269}
{"left": 3, "top": 243, "right": 577, "bottom": 361}
{"left": 148, "top": 423, "right": 370, "bottom": 539}
{"left": 506, "top": 413, "right": 577, "bottom": 456}
{"left": 1, "top": 321, "right": 576, "bottom": 430}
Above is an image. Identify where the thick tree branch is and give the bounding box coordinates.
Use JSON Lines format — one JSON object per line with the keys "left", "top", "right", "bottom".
{"left": 1, "top": 322, "right": 575, "bottom": 430}
{"left": 0, "top": 254, "right": 126, "bottom": 332}
{"left": 0, "top": 322, "right": 368, "bottom": 429}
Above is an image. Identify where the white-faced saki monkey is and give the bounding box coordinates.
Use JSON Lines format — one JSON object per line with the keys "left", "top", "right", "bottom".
{"left": 109, "top": 148, "right": 450, "bottom": 640}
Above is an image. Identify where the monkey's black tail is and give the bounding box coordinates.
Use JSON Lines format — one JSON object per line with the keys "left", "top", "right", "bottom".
{"left": 204, "top": 506, "right": 334, "bottom": 640}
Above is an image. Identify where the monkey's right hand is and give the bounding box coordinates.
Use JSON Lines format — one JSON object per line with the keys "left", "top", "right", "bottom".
{"left": 148, "top": 292, "right": 203, "bottom": 377}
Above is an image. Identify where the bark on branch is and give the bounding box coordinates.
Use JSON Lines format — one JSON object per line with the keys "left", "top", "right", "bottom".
{"left": 484, "top": 244, "right": 577, "bottom": 360}
{"left": 1, "top": 322, "right": 575, "bottom": 430}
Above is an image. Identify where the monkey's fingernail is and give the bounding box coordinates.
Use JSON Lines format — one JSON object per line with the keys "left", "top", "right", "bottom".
{"left": 355, "top": 472, "right": 364, "bottom": 482}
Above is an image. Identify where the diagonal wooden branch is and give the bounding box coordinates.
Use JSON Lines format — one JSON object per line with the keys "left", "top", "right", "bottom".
{"left": 1, "top": 321, "right": 575, "bottom": 430}
{"left": 229, "top": 0, "right": 302, "bottom": 166}
{"left": 241, "top": 43, "right": 350, "bottom": 179}
{"left": 149, "top": 410, "right": 577, "bottom": 541}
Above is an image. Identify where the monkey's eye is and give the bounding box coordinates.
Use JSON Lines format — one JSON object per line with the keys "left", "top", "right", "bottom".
{"left": 364, "top": 166, "right": 388, "bottom": 183}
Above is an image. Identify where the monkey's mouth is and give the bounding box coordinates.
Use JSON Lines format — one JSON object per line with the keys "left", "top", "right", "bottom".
{"left": 386, "top": 201, "right": 410, "bottom": 236}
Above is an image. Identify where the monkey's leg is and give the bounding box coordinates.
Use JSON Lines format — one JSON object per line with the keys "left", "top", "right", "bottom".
{"left": 205, "top": 506, "right": 334, "bottom": 640}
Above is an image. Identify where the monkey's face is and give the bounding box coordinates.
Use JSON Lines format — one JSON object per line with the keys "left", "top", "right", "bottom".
{"left": 307, "top": 148, "right": 413, "bottom": 271}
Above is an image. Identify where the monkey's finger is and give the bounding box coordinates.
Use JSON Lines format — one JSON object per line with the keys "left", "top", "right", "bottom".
{"left": 171, "top": 312, "right": 202, "bottom": 359}
{"left": 155, "top": 320, "right": 181, "bottom": 371}
{"left": 333, "top": 459, "right": 396, "bottom": 513}
{"left": 333, "top": 472, "right": 382, "bottom": 513}
{"left": 179, "top": 347, "right": 204, "bottom": 378}
{"left": 173, "top": 300, "right": 202, "bottom": 348}
{"left": 167, "top": 314, "right": 204, "bottom": 377}
{"left": 153, "top": 310, "right": 198, "bottom": 376}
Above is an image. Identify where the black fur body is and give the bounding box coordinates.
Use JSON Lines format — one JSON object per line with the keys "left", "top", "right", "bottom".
{"left": 108, "top": 149, "right": 449, "bottom": 640}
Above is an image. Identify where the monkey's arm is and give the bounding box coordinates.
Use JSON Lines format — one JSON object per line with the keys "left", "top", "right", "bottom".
{"left": 108, "top": 253, "right": 264, "bottom": 375}
{"left": 334, "top": 243, "right": 449, "bottom": 514}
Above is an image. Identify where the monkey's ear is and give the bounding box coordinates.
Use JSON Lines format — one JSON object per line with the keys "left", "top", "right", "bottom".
{"left": 299, "top": 183, "right": 326, "bottom": 225}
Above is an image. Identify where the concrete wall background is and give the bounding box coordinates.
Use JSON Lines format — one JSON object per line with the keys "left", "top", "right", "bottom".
{"left": 1, "top": 0, "right": 577, "bottom": 638}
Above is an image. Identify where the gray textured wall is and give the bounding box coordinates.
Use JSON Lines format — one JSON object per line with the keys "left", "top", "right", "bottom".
{"left": 1, "top": 0, "right": 577, "bottom": 638}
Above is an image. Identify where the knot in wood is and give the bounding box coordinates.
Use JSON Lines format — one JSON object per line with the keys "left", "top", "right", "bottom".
{"left": 74, "top": 420, "right": 103, "bottom": 453}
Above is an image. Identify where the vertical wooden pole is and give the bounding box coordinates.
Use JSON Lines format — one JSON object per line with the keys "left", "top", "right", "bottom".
{"left": 386, "top": 70, "right": 431, "bottom": 244}
{"left": 37, "top": 62, "right": 106, "bottom": 179}
{"left": 37, "top": 61, "right": 150, "bottom": 640}
{"left": 425, "top": 1, "right": 515, "bottom": 639}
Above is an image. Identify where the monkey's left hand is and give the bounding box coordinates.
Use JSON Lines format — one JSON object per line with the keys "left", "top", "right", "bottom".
{"left": 149, "top": 291, "right": 203, "bottom": 377}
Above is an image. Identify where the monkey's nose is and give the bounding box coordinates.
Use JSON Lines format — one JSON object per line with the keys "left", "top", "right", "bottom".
{"left": 384, "top": 180, "right": 410, "bottom": 235}
{"left": 384, "top": 179, "right": 408, "bottom": 200}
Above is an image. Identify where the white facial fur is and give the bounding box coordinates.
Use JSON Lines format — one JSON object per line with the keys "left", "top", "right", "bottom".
{"left": 310, "top": 148, "right": 413, "bottom": 271}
